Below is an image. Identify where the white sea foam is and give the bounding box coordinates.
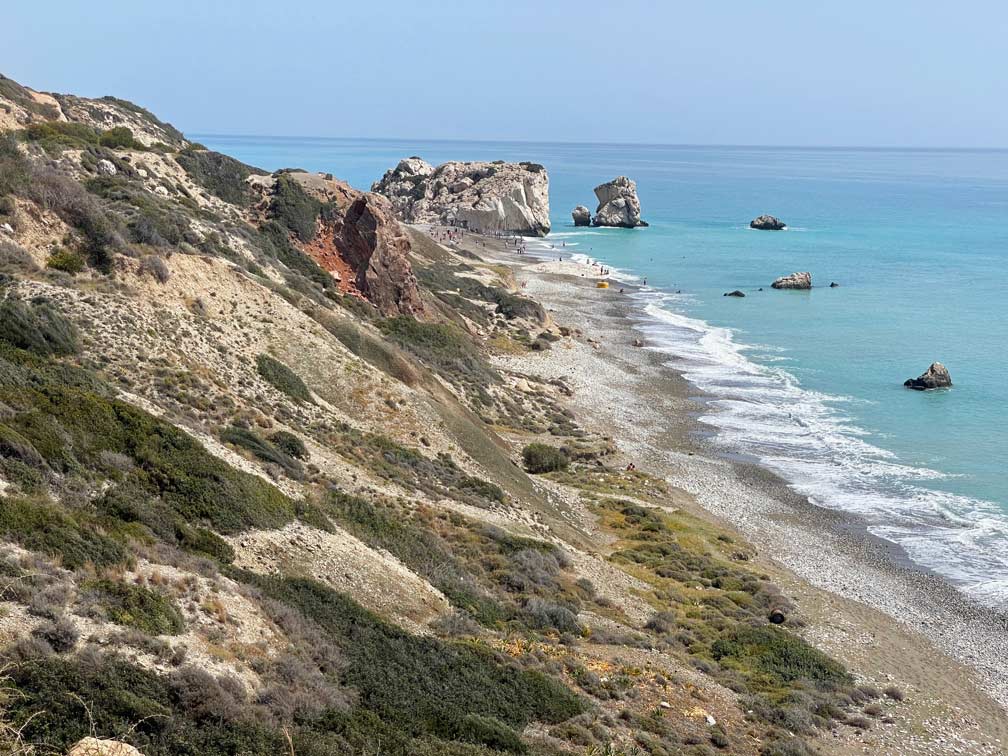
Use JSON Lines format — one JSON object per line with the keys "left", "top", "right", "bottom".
{"left": 628, "top": 291, "right": 1008, "bottom": 604}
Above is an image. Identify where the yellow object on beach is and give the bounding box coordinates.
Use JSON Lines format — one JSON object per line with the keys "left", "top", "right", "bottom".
{"left": 596, "top": 281, "right": 610, "bottom": 289}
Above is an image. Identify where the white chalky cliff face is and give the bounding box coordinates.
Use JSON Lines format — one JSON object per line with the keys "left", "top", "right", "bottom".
{"left": 372, "top": 158, "right": 551, "bottom": 236}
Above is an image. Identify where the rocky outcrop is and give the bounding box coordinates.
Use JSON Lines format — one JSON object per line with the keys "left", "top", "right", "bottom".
{"left": 724, "top": 290, "right": 746, "bottom": 297}
{"left": 771, "top": 272, "right": 811, "bottom": 290}
{"left": 750, "top": 214, "right": 786, "bottom": 230}
{"left": 334, "top": 192, "right": 425, "bottom": 318}
{"left": 592, "top": 176, "right": 647, "bottom": 228}
{"left": 904, "top": 362, "right": 952, "bottom": 390}
{"left": 372, "top": 158, "right": 550, "bottom": 236}
{"left": 572, "top": 205, "right": 591, "bottom": 226}
{"left": 248, "top": 171, "right": 425, "bottom": 318}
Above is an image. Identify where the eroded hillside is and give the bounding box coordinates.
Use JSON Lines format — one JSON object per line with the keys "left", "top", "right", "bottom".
{"left": 0, "top": 74, "right": 899, "bottom": 756}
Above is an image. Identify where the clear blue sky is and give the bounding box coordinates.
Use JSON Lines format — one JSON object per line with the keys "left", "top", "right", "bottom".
{"left": 4, "top": 0, "right": 1006, "bottom": 147}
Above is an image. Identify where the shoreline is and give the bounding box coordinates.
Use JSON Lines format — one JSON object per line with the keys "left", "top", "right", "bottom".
{"left": 427, "top": 225, "right": 1008, "bottom": 752}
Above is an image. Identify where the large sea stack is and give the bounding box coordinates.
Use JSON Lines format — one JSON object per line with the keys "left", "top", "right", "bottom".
{"left": 372, "top": 157, "right": 551, "bottom": 236}
{"left": 592, "top": 176, "right": 647, "bottom": 228}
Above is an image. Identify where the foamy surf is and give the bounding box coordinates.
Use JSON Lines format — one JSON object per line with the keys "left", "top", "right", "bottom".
{"left": 630, "top": 293, "right": 1008, "bottom": 604}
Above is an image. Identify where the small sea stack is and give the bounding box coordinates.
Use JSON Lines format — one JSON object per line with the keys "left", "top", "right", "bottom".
{"left": 771, "top": 272, "right": 812, "bottom": 290}
{"left": 572, "top": 205, "right": 591, "bottom": 226}
{"left": 904, "top": 362, "right": 952, "bottom": 390}
{"left": 591, "top": 176, "right": 648, "bottom": 228}
{"left": 750, "top": 214, "right": 787, "bottom": 230}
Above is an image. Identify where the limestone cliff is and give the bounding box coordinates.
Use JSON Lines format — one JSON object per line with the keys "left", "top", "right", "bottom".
{"left": 372, "top": 157, "right": 551, "bottom": 236}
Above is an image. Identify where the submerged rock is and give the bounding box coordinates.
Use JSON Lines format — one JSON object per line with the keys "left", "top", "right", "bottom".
{"left": 771, "top": 271, "right": 811, "bottom": 290}
{"left": 750, "top": 214, "right": 786, "bottom": 230}
{"left": 724, "top": 290, "right": 746, "bottom": 297}
{"left": 830, "top": 281, "right": 840, "bottom": 287}
{"left": 904, "top": 362, "right": 952, "bottom": 390}
{"left": 572, "top": 205, "right": 591, "bottom": 226}
{"left": 592, "top": 176, "right": 647, "bottom": 228}
{"left": 372, "top": 158, "right": 551, "bottom": 236}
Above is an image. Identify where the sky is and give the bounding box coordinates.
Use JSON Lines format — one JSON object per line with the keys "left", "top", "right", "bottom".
{"left": 4, "top": 1, "right": 1007, "bottom": 147}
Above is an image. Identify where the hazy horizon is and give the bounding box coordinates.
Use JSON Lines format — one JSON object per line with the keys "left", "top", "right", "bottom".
{"left": 6, "top": 0, "right": 1007, "bottom": 148}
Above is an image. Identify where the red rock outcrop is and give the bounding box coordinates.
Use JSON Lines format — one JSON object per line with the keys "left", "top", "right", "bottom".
{"left": 333, "top": 192, "right": 425, "bottom": 318}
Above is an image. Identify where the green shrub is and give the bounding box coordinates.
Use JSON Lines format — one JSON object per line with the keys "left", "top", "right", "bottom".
{"left": 84, "top": 579, "right": 184, "bottom": 635}
{"left": 221, "top": 425, "right": 304, "bottom": 480}
{"left": 46, "top": 249, "right": 86, "bottom": 274}
{"left": 0, "top": 497, "right": 129, "bottom": 569}
{"left": 710, "top": 626, "right": 849, "bottom": 686}
{"left": 22, "top": 121, "right": 100, "bottom": 153}
{"left": 0, "top": 298, "right": 79, "bottom": 356}
{"left": 0, "top": 134, "right": 30, "bottom": 196}
{"left": 270, "top": 430, "right": 308, "bottom": 460}
{"left": 521, "top": 444, "right": 568, "bottom": 474}
{"left": 269, "top": 174, "right": 321, "bottom": 241}
{"left": 0, "top": 348, "right": 295, "bottom": 534}
{"left": 175, "top": 148, "right": 265, "bottom": 205}
{"left": 250, "top": 575, "right": 585, "bottom": 747}
{"left": 177, "top": 523, "right": 235, "bottom": 563}
{"left": 98, "top": 126, "right": 143, "bottom": 150}
{"left": 255, "top": 353, "right": 312, "bottom": 402}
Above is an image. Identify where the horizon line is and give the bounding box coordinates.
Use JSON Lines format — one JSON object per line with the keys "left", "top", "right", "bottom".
{"left": 189, "top": 132, "right": 1008, "bottom": 153}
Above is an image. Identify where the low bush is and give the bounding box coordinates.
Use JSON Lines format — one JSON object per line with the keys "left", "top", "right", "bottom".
{"left": 46, "top": 249, "right": 86, "bottom": 274}
{"left": 269, "top": 174, "right": 321, "bottom": 241}
{"left": 249, "top": 575, "right": 585, "bottom": 748}
{"left": 270, "top": 430, "right": 308, "bottom": 460}
{"left": 0, "top": 134, "right": 31, "bottom": 196}
{"left": 98, "top": 126, "right": 143, "bottom": 150}
{"left": 0, "top": 497, "right": 130, "bottom": 569}
{"left": 0, "top": 297, "right": 79, "bottom": 356}
{"left": 255, "top": 353, "right": 312, "bottom": 403}
{"left": 221, "top": 425, "right": 304, "bottom": 480}
{"left": 23, "top": 120, "right": 100, "bottom": 153}
{"left": 521, "top": 443, "right": 568, "bottom": 474}
{"left": 175, "top": 148, "right": 265, "bottom": 205}
{"left": 31, "top": 617, "right": 79, "bottom": 653}
{"left": 711, "top": 626, "right": 849, "bottom": 686}
{"left": 84, "top": 579, "right": 185, "bottom": 635}
{"left": 138, "top": 254, "right": 170, "bottom": 283}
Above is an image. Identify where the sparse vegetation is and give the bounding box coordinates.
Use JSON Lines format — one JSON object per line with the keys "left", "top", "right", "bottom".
{"left": 0, "top": 297, "right": 79, "bottom": 356}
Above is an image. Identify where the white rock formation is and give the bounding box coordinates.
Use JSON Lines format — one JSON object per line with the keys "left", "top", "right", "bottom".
{"left": 572, "top": 205, "right": 591, "bottom": 226}
{"left": 592, "top": 176, "right": 646, "bottom": 228}
{"left": 372, "top": 158, "right": 551, "bottom": 236}
{"left": 96, "top": 159, "right": 117, "bottom": 176}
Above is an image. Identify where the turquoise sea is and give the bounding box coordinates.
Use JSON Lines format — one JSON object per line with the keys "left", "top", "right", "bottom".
{"left": 197, "top": 135, "right": 1008, "bottom": 604}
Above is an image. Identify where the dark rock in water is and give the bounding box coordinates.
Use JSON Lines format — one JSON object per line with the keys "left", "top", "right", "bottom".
{"left": 904, "top": 362, "right": 952, "bottom": 390}
{"left": 632, "top": 338, "right": 644, "bottom": 347}
{"left": 572, "top": 205, "right": 591, "bottom": 226}
{"left": 758, "top": 287, "right": 764, "bottom": 291}
{"left": 724, "top": 290, "right": 746, "bottom": 297}
{"left": 830, "top": 281, "right": 839, "bottom": 288}
{"left": 771, "top": 271, "right": 811, "bottom": 290}
{"left": 750, "top": 214, "right": 786, "bottom": 230}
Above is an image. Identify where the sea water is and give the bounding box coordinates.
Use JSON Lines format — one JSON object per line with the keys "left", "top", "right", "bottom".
{"left": 197, "top": 135, "right": 1008, "bottom": 604}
